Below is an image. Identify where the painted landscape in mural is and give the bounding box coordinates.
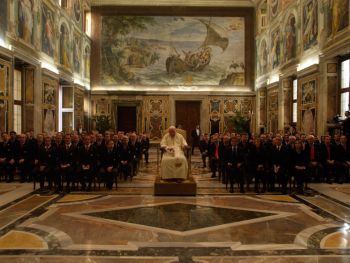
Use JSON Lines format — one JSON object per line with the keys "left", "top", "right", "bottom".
{"left": 101, "top": 16, "right": 245, "bottom": 86}
{"left": 0, "top": 0, "right": 7, "bottom": 40}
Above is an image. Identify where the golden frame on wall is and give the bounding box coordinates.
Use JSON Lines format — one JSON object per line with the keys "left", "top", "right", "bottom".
{"left": 298, "top": 74, "right": 318, "bottom": 134}
{"left": 42, "top": 75, "right": 58, "bottom": 135}
{"left": 0, "top": 58, "right": 12, "bottom": 132}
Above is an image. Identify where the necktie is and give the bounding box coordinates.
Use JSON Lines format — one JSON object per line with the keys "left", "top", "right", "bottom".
{"left": 310, "top": 145, "right": 314, "bottom": 160}
{"left": 215, "top": 144, "right": 219, "bottom": 159}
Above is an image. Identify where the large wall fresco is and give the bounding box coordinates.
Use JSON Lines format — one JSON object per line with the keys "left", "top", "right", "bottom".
{"left": 73, "top": 0, "right": 82, "bottom": 29}
{"left": 283, "top": 14, "right": 296, "bottom": 63}
{"left": 2, "top": 0, "right": 91, "bottom": 76}
{"left": 302, "top": 0, "right": 318, "bottom": 51}
{"left": 59, "top": 23, "right": 72, "bottom": 69}
{"left": 73, "top": 32, "right": 82, "bottom": 73}
{"left": 326, "top": 0, "right": 349, "bottom": 37}
{"left": 41, "top": 2, "right": 56, "bottom": 58}
{"left": 17, "top": 0, "right": 37, "bottom": 45}
{"left": 270, "top": 27, "right": 280, "bottom": 69}
{"left": 101, "top": 16, "right": 246, "bottom": 86}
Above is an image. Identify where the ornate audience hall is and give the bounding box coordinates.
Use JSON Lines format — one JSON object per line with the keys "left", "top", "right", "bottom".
{"left": 1, "top": 0, "right": 350, "bottom": 262}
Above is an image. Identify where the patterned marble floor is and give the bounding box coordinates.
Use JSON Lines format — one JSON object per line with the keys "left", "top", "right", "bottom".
{"left": 0, "top": 148, "right": 349, "bottom": 262}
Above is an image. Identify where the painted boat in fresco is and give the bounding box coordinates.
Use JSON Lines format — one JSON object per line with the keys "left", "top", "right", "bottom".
{"left": 166, "top": 19, "right": 228, "bottom": 74}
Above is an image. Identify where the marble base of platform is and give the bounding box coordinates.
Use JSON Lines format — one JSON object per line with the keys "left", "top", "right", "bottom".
{"left": 154, "top": 176, "right": 197, "bottom": 196}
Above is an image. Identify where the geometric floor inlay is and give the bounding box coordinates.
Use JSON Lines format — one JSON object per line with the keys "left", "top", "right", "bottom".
{"left": 86, "top": 203, "right": 274, "bottom": 232}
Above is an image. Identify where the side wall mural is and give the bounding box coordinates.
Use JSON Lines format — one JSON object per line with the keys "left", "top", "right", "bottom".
{"left": 42, "top": 2, "right": 56, "bottom": 58}
{"left": 0, "top": 0, "right": 7, "bottom": 40}
{"left": 18, "top": 0, "right": 36, "bottom": 45}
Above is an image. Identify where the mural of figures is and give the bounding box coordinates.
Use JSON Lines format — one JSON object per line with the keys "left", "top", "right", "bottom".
{"left": 0, "top": 0, "right": 7, "bottom": 40}
{"left": 302, "top": 0, "right": 318, "bottom": 50}
{"left": 0, "top": 99, "right": 8, "bottom": 132}
{"left": 301, "top": 80, "right": 316, "bottom": 105}
{"left": 270, "top": 29, "right": 280, "bottom": 69}
{"left": 60, "top": 24, "right": 71, "bottom": 68}
{"left": 284, "top": 14, "right": 296, "bottom": 62}
{"left": 270, "top": 0, "right": 280, "bottom": 19}
{"left": 18, "top": 0, "right": 34, "bottom": 44}
{"left": 327, "top": 0, "right": 349, "bottom": 37}
{"left": 258, "top": 40, "right": 268, "bottom": 75}
{"left": 0, "top": 65, "right": 9, "bottom": 96}
{"left": 84, "top": 46, "right": 90, "bottom": 78}
{"left": 301, "top": 108, "right": 316, "bottom": 134}
{"left": 43, "top": 83, "right": 56, "bottom": 105}
{"left": 101, "top": 16, "right": 246, "bottom": 86}
{"left": 43, "top": 109, "right": 55, "bottom": 136}
{"left": 42, "top": 4, "right": 55, "bottom": 57}
{"left": 73, "top": 36, "right": 81, "bottom": 73}
{"left": 73, "top": 0, "right": 81, "bottom": 22}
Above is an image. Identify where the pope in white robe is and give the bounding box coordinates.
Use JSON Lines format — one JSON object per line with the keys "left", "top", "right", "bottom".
{"left": 160, "top": 126, "right": 188, "bottom": 180}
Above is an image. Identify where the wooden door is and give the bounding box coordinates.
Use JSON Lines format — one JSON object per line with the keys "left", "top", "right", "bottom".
{"left": 117, "top": 106, "right": 136, "bottom": 132}
{"left": 175, "top": 101, "right": 200, "bottom": 145}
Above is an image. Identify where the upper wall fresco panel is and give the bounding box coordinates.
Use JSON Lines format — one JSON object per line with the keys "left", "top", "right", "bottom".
{"left": 91, "top": 6, "right": 255, "bottom": 92}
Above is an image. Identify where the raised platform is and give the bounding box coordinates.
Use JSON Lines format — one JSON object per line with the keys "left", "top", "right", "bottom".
{"left": 154, "top": 176, "right": 197, "bottom": 196}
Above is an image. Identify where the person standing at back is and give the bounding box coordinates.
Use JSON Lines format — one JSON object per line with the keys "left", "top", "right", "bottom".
{"left": 191, "top": 125, "right": 201, "bottom": 155}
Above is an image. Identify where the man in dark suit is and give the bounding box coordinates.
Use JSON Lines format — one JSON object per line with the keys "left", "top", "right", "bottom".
{"left": 38, "top": 136, "right": 57, "bottom": 191}
{"left": 14, "top": 134, "right": 33, "bottom": 182}
{"left": 219, "top": 135, "right": 231, "bottom": 183}
{"left": 94, "top": 133, "right": 106, "bottom": 180}
{"left": 225, "top": 136, "right": 245, "bottom": 193}
{"left": 270, "top": 136, "right": 288, "bottom": 193}
{"left": 72, "top": 134, "right": 82, "bottom": 148}
{"left": 336, "top": 135, "right": 350, "bottom": 183}
{"left": 57, "top": 134, "right": 77, "bottom": 193}
{"left": 118, "top": 136, "right": 133, "bottom": 180}
{"left": 209, "top": 134, "right": 221, "bottom": 178}
{"left": 191, "top": 125, "right": 201, "bottom": 155}
{"left": 249, "top": 138, "right": 268, "bottom": 193}
{"left": 239, "top": 133, "right": 253, "bottom": 190}
{"left": 199, "top": 134, "right": 209, "bottom": 168}
{"left": 141, "top": 134, "right": 150, "bottom": 164}
{"left": 305, "top": 135, "right": 322, "bottom": 182}
{"left": 129, "top": 133, "right": 141, "bottom": 176}
{"left": 77, "top": 135, "right": 96, "bottom": 191}
{"left": 102, "top": 140, "right": 118, "bottom": 189}
{"left": 320, "top": 135, "right": 337, "bottom": 183}
{"left": 0, "top": 133, "right": 15, "bottom": 182}
{"left": 53, "top": 132, "right": 64, "bottom": 148}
